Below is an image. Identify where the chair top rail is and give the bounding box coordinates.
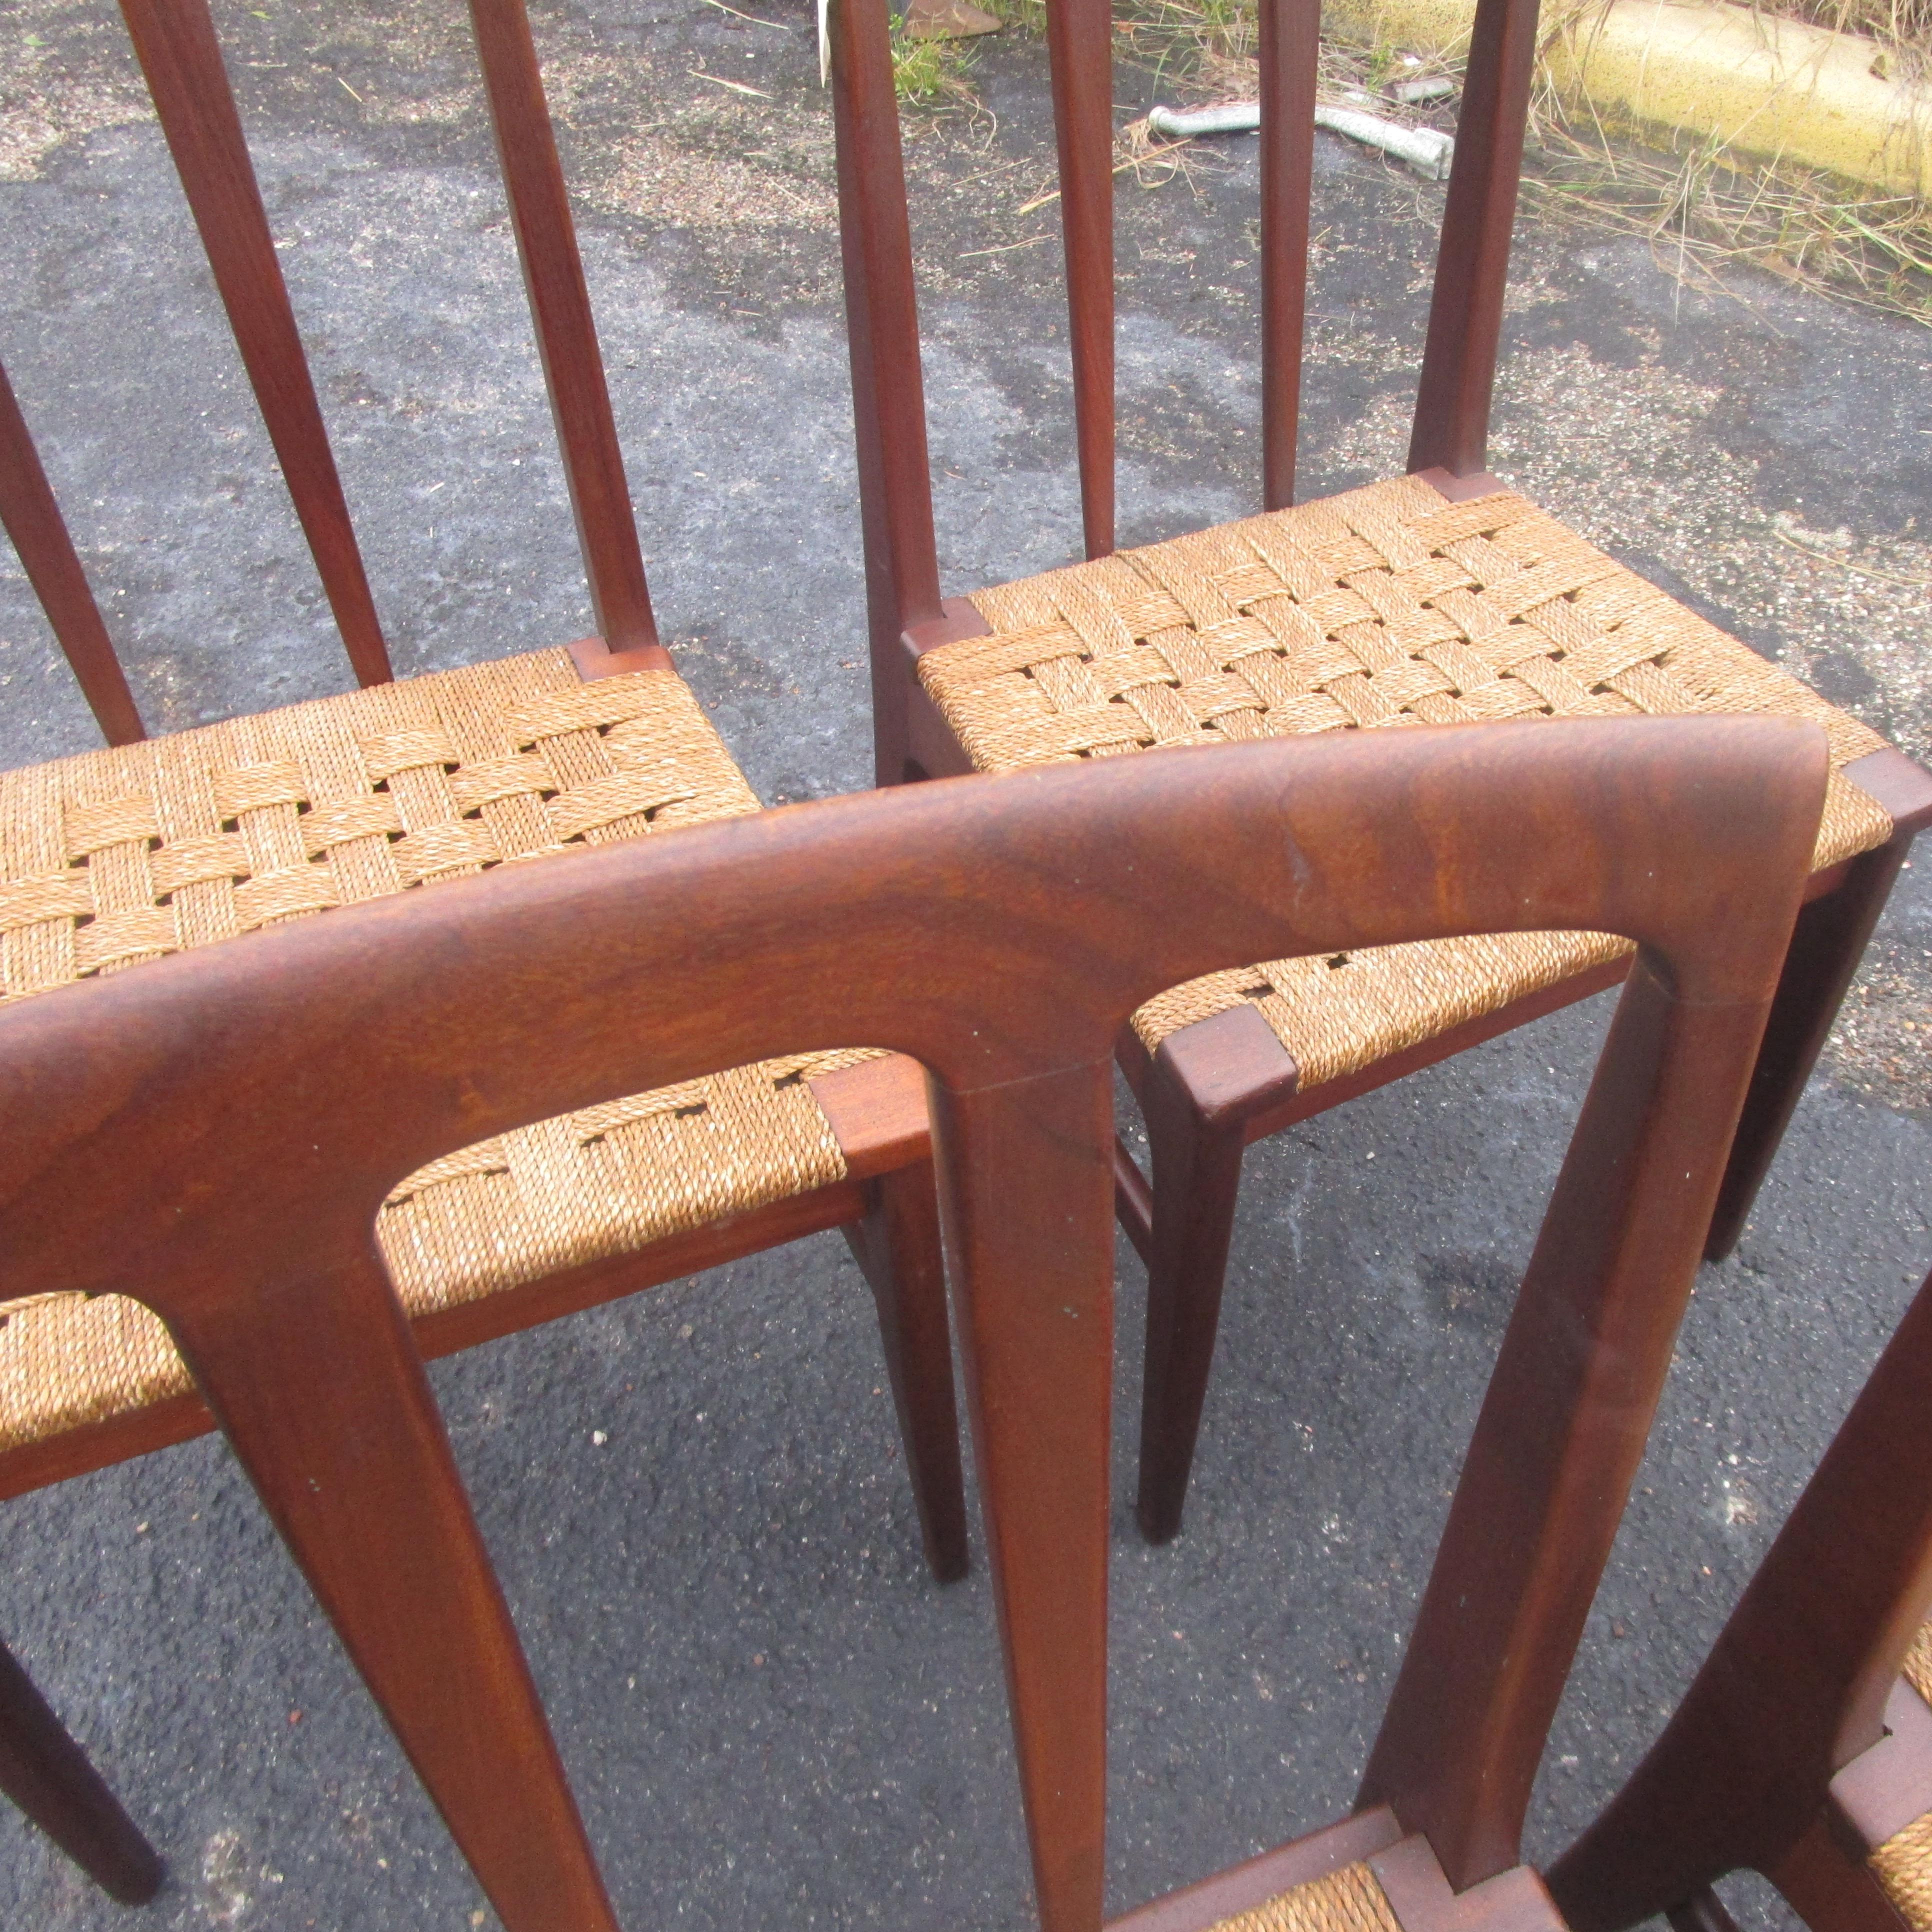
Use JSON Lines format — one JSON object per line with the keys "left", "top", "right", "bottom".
{"left": 116, "top": 0, "right": 393, "bottom": 689}
{"left": 0, "top": 714, "right": 1823, "bottom": 1310}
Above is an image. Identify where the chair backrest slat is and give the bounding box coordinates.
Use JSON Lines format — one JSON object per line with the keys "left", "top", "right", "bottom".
{"left": 0, "top": 358, "right": 146, "bottom": 746}
{"left": 1046, "top": 0, "right": 1116, "bottom": 558}
{"left": 1405, "top": 0, "right": 1542, "bottom": 478}
{"left": 1258, "top": 0, "right": 1319, "bottom": 510}
{"left": 116, "top": 0, "right": 393, "bottom": 688}
{"left": 466, "top": 0, "right": 660, "bottom": 658}
{"left": 832, "top": 0, "right": 945, "bottom": 702}
{"left": 842, "top": 0, "right": 1548, "bottom": 618}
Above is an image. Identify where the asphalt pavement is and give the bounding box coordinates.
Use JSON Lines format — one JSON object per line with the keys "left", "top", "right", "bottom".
{"left": 2, "top": 1, "right": 1930, "bottom": 1926}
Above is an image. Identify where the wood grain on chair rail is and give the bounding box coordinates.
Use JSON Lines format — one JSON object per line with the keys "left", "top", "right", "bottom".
{"left": 0, "top": 716, "right": 1828, "bottom": 1929}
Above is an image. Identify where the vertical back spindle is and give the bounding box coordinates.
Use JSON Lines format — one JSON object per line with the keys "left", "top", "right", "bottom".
{"left": 0, "top": 358, "right": 146, "bottom": 746}
{"left": 831, "top": 0, "right": 946, "bottom": 783}
{"left": 1258, "top": 0, "right": 1319, "bottom": 511}
{"left": 117, "top": 0, "right": 392, "bottom": 687}
{"left": 1404, "top": 0, "right": 1541, "bottom": 478}
{"left": 467, "top": 0, "right": 663, "bottom": 662}
{"left": 1046, "top": 0, "right": 1116, "bottom": 559}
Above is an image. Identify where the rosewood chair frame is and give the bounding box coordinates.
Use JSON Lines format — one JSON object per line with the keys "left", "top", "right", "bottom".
{"left": 1548, "top": 1261, "right": 1932, "bottom": 1932}
{"left": 0, "top": 0, "right": 966, "bottom": 1898}
{"left": 924, "top": 712, "right": 1828, "bottom": 1932}
{"left": 0, "top": 712, "right": 1828, "bottom": 1928}
{"left": 826, "top": 0, "right": 1932, "bottom": 1546}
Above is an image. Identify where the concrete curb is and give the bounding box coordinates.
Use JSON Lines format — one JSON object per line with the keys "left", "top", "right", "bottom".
{"left": 1326, "top": 0, "right": 1932, "bottom": 200}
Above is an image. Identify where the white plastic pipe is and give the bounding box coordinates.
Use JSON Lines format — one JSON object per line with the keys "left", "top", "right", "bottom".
{"left": 1146, "top": 100, "right": 1456, "bottom": 180}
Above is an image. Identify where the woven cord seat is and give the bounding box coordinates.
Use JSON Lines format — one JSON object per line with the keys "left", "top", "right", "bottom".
{"left": 1202, "top": 1862, "right": 1404, "bottom": 1932}
{"left": 0, "top": 648, "right": 876, "bottom": 1454}
{"left": 918, "top": 474, "right": 1895, "bottom": 1088}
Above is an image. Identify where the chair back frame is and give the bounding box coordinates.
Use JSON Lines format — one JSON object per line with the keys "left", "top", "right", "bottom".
{"left": 0, "top": 0, "right": 664, "bottom": 750}
{"left": 830, "top": 0, "right": 1542, "bottom": 739}
{"left": 0, "top": 714, "right": 1824, "bottom": 1930}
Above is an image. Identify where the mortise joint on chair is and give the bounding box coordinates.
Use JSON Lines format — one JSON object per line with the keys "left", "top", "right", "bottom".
{"left": 1412, "top": 468, "right": 1509, "bottom": 505}
{"left": 1830, "top": 1680, "right": 1932, "bottom": 1869}
{"left": 898, "top": 602, "right": 992, "bottom": 782}
{"left": 1101, "top": 1806, "right": 1570, "bottom": 1932}
{"left": 568, "top": 634, "right": 677, "bottom": 680}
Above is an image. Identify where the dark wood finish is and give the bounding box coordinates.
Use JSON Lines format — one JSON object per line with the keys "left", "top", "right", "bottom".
{"left": 1135, "top": 1005, "right": 1298, "bottom": 1542}
{"left": 828, "top": 0, "right": 1930, "bottom": 1568}
{"left": 1664, "top": 1886, "right": 1745, "bottom": 1932}
{"left": 1112, "top": 1136, "right": 1156, "bottom": 1264}
{"left": 0, "top": 1058, "right": 932, "bottom": 1502}
{"left": 1404, "top": 0, "right": 1543, "bottom": 478}
{"left": 0, "top": 716, "right": 1830, "bottom": 1931}
{"left": 1044, "top": 0, "right": 1116, "bottom": 558}
{"left": 116, "top": 0, "right": 392, "bottom": 686}
{"left": 831, "top": 0, "right": 946, "bottom": 785}
{"left": 900, "top": 602, "right": 991, "bottom": 782}
{"left": 1370, "top": 1832, "right": 1568, "bottom": 1932}
{"left": 1358, "top": 952, "right": 1787, "bottom": 1888}
{"left": 468, "top": 0, "right": 659, "bottom": 656}
{"left": 6, "top": 0, "right": 985, "bottom": 1888}
{"left": 812, "top": 1052, "right": 932, "bottom": 1174}
{"left": 0, "top": 359, "right": 144, "bottom": 745}
{"left": 844, "top": 1158, "right": 972, "bottom": 1581}
{"left": 1108, "top": 1808, "right": 1404, "bottom": 1932}
{"left": 568, "top": 633, "right": 675, "bottom": 678}
{"left": 929, "top": 719, "right": 1824, "bottom": 1932}
{"left": 1766, "top": 1815, "right": 1912, "bottom": 1932}
{"left": 0, "top": 1636, "right": 163, "bottom": 1904}
{"left": 1259, "top": 0, "right": 1319, "bottom": 510}
{"left": 172, "top": 1248, "right": 621, "bottom": 1930}
{"left": 0, "top": 1172, "right": 870, "bottom": 1504}
{"left": 1705, "top": 822, "right": 1916, "bottom": 1258}
{"left": 1549, "top": 1264, "right": 1932, "bottom": 1932}
{"left": 1832, "top": 1681, "right": 1932, "bottom": 1853}
{"left": 1118, "top": 806, "right": 1879, "bottom": 1532}
{"left": 1844, "top": 746, "right": 1932, "bottom": 834}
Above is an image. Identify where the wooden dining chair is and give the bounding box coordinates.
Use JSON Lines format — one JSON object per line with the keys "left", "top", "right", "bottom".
{"left": 1548, "top": 1258, "right": 1932, "bottom": 1932}
{"left": 0, "top": 0, "right": 968, "bottom": 1900}
{"left": 0, "top": 708, "right": 1828, "bottom": 1928}
{"left": 826, "top": 0, "right": 1932, "bottom": 1546}
{"left": 912, "top": 709, "right": 1828, "bottom": 1932}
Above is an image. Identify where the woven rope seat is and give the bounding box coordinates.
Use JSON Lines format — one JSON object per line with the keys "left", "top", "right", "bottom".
{"left": 0, "top": 648, "right": 874, "bottom": 1455}
{"left": 918, "top": 473, "right": 1895, "bottom": 1088}
{"left": 1199, "top": 1860, "right": 1402, "bottom": 1932}
{"left": 1869, "top": 1624, "right": 1932, "bottom": 1928}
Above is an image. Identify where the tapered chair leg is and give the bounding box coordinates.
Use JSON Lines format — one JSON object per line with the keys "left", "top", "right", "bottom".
{"left": 1134, "top": 1050, "right": 1248, "bottom": 1546}
{"left": 1706, "top": 830, "right": 1913, "bottom": 1260}
{"left": 0, "top": 1637, "right": 164, "bottom": 1905}
{"left": 845, "top": 1160, "right": 971, "bottom": 1582}
{"left": 161, "top": 1252, "right": 619, "bottom": 1932}
{"left": 930, "top": 1064, "right": 1116, "bottom": 1932}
